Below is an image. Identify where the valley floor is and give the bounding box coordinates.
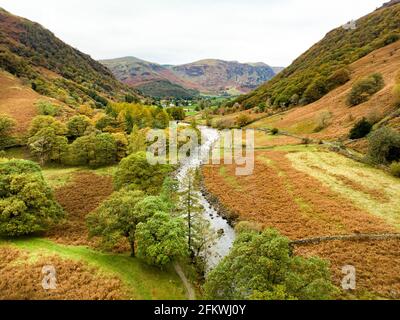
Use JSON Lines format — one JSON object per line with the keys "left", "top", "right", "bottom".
{"left": 203, "top": 133, "right": 400, "bottom": 299}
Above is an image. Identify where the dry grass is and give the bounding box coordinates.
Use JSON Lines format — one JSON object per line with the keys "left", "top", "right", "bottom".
{"left": 295, "top": 240, "right": 400, "bottom": 299}
{"left": 0, "top": 246, "right": 125, "bottom": 300}
{"left": 0, "top": 71, "right": 40, "bottom": 135}
{"left": 203, "top": 146, "right": 400, "bottom": 298}
{"left": 46, "top": 172, "right": 114, "bottom": 247}
{"left": 203, "top": 149, "right": 395, "bottom": 240}
{"left": 287, "top": 151, "right": 400, "bottom": 228}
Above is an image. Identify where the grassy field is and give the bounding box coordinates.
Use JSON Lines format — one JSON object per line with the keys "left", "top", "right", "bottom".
{"left": 202, "top": 133, "right": 400, "bottom": 298}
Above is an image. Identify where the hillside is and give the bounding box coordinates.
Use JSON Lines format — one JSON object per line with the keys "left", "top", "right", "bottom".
{"left": 234, "top": 2, "right": 400, "bottom": 109}
{"left": 248, "top": 40, "right": 400, "bottom": 140}
{"left": 0, "top": 8, "right": 140, "bottom": 109}
{"left": 101, "top": 56, "right": 279, "bottom": 97}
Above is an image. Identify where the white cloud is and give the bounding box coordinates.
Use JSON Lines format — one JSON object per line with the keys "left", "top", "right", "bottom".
{"left": 0, "top": 0, "right": 385, "bottom": 66}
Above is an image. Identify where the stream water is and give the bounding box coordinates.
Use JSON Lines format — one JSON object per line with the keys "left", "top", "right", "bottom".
{"left": 176, "top": 126, "right": 236, "bottom": 270}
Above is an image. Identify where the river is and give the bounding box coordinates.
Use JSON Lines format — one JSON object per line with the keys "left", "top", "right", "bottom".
{"left": 176, "top": 126, "right": 236, "bottom": 270}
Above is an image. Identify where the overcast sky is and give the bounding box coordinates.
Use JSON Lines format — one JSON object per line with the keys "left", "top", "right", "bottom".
{"left": 0, "top": 0, "right": 385, "bottom": 66}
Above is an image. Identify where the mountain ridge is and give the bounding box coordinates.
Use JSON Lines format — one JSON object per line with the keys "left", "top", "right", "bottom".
{"left": 101, "top": 56, "right": 283, "bottom": 97}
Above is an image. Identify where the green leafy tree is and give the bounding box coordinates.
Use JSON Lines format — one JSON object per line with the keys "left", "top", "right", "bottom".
{"left": 0, "top": 114, "right": 16, "bottom": 149}
{"left": 128, "top": 126, "right": 148, "bottom": 155}
{"left": 87, "top": 191, "right": 170, "bottom": 257}
{"left": 67, "top": 115, "right": 93, "bottom": 139}
{"left": 87, "top": 190, "right": 145, "bottom": 256}
{"left": 179, "top": 169, "right": 217, "bottom": 265}
{"left": 153, "top": 109, "right": 170, "bottom": 129}
{"left": 0, "top": 159, "right": 64, "bottom": 236}
{"left": 28, "top": 127, "right": 68, "bottom": 165}
{"left": 204, "top": 229, "right": 337, "bottom": 300}
{"left": 114, "top": 151, "right": 173, "bottom": 194}
{"left": 136, "top": 212, "right": 188, "bottom": 267}
{"left": 68, "top": 133, "right": 117, "bottom": 167}
{"left": 29, "top": 115, "right": 67, "bottom": 137}
{"left": 112, "top": 133, "right": 129, "bottom": 161}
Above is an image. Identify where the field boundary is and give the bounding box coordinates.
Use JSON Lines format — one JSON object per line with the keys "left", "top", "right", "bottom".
{"left": 290, "top": 233, "right": 400, "bottom": 247}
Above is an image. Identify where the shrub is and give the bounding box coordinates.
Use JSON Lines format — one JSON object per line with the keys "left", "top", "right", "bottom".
{"left": 384, "top": 33, "right": 400, "bottom": 46}
{"left": 36, "top": 101, "right": 60, "bottom": 116}
{"left": 349, "top": 118, "right": 373, "bottom": 139}
{"left": 0, "top": 159, "right": 64, "bottom": 236}
{"left": 347, "top": 73, "right": 385, "bottom": 106}
{"left": 271, "top": 128, "right": 279, "bottom": 135}
{"left": 390, "top": 162, "right": 400, "bottom": 178}
{"left": 326, "top": 68, "right": 351, "bottom": 90}
{"left": 393, "top": 84, "right": 400, "bottom": 107}
{"left": 236, "top": 114, "right": 251, "bottom": 128}
{"left": 368, "top": 127, "right": 400, "bottom": 164}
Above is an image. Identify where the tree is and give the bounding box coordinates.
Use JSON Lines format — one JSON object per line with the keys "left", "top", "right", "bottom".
{"left": 68, "top": 133, "right": 117, "bottom": 167}
{"left": 0, "top": 114, "right": 16, "bottom": 149}
{"left": 302, "top": 76, "right": 328, "bottom": 105}
{"left": 179, "top": 169, "right": 216, "bottom": 266}
{"left": 112, "top": 133, "right": 129, "bottom": 161}
{"left": 128, "top": 126, "right": 148, "bottom": 155}
{"left": 204, "top": 229, "right": 336, "bottom": 300}
{"left": 114, "top": 151, "right": 173, "bottom": 194}
{"left": 349, "top": 118, "right": 373, "bottom": 139}
{"left": 0, "top": 159, "right": 64, "bottom": 236}
{"left": 167, "top": 107, "right": 186, "bottom": 121}
{"left": 67, "top": 115, "right": 93, "bottom": 139}
{"left": 28, "top": 127, "right": 68, "bottom": 165}
{"left": 136, "top": 212, "right": 188, "bottom": 267}
{"left": 153, "top": 109, "right": 170, "bottom": 129}
{"left": 368, "top": 127, "right": 400, "bottom": 164}
{"left": 29, "top": 115, "right": 67, "bottom": 137}
{"left": 87, "top": 190, "right": 145, "bottom": 256}
{"left": 87, "top": 191, "right": 170, "bottom": 257}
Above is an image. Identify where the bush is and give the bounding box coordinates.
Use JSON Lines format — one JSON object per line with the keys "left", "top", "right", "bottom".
{"left": 236, "top": 114, "right": 251, "bottom": 128}
{"left": 326, "top": 68, "right": 351, "bottom": 90}
{"left": 36, "top": 101, "right": 60, "bottom": 116}
{"left": 390, "top": 162, "right": 400, "bottom": 178}
{"left": 271, "top": 128, "right": 279, "bottom": 135}
{"left": 393, "top": 84, "right": 400, "bottom": 107}
{"left": 384, "top": 33, "right": 400, "bottom": 46}
{"left": 349, "top": 118, "right": 373, "bottom": 139}
{"left": 347, "top": 73, "right": 385, "bottom": 106}
{"left": 0, "top": 159, "right": 64, "bottom": 236}
{"left": 368, "top": 127, "right": 400, "bottom": 164}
